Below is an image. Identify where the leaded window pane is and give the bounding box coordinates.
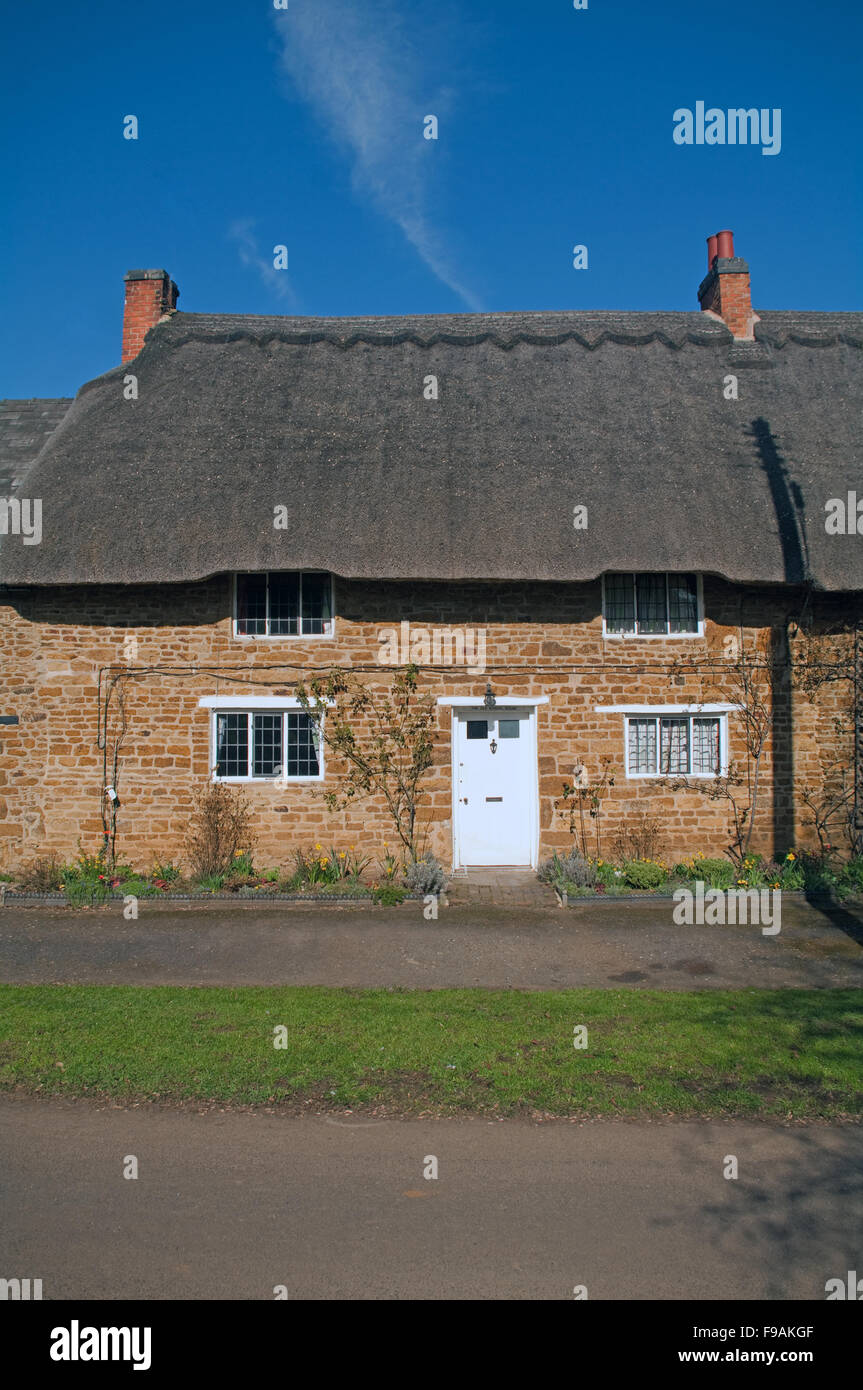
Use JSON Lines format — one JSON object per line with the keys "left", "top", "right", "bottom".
{"left": 301, "top": 572, "right": 331, "bottom": 635}
{"left": 286, "top": 713, "right": 320, "bottom": 777}
{"left": 660, "top": 718, "right": 689, "bottom": 774}
{"left": 692, "top": 717, "right": 720, "bottom": 774}
{"left": 268, "top": 573, "right": 300, "bottom": 636}
{"left": 252, "top": 713, "right": 283, "bottom": 778}
{"left": 636, "top": 574, "right": 667, "bottom": 635}
{"left": 606, "top": 573, "right": 635, "bottom": 633}
{"left": 236, "top": 574, "right": 267, "bottom": 635}
{"left": 668, "top": 573, "right": 698, "bottom": 633}
{"left": 628, "top": 718, "right": 657, "bottom": 774}
{"left": 216, "top": 713, "right": 248, "bottom": 778}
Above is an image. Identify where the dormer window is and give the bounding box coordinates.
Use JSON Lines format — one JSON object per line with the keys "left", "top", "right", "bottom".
{"left": 234, "top": 572, "right": 334, "bottom": 638}
{"left": 603, "top": 573, "right": 701, "bottom": 637}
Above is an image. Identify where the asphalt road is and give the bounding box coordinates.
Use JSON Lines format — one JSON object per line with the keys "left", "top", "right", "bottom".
{"left": 0, "top": 1096, "right": 859, "bottom": 1300}
{"left": 0, "top": 897, "right": 861, "bottom": 989}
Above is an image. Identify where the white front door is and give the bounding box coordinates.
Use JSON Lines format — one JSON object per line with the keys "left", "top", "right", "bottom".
{"left": 454, "top": 707, "right": 536, "bottom": 866}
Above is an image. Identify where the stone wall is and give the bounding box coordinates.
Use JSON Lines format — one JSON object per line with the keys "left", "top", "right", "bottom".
{"left": 0, "top": 574, "right": 855, "bottom": 872}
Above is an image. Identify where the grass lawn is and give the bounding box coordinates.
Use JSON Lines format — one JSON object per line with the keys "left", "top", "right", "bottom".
{"left": 1, "top": 984, "right": 861, "bottom": 1118}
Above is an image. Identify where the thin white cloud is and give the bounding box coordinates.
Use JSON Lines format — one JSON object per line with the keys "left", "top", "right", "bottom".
{"left": 272, "top": 0, "right": 482, "bottom": 310}
{"left": 228, "top": 218, "right": 297, "bottom": 305}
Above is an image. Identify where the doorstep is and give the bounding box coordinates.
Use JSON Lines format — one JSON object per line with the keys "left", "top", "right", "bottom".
{"left": 446, "top": 867, "right": 555, "bottom": 909}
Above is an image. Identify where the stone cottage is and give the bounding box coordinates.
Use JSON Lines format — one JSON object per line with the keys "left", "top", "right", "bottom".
{"left": 1, "top": 230, "right": 861, "bottom": 871}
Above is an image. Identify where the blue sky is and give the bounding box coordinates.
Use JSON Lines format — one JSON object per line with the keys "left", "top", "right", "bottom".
{"left": 1, "top": 0, "right": 860, "bottom": 397}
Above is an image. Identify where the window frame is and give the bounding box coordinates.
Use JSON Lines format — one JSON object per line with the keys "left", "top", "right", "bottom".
{"left": 622, "top": 711, "right": 728, "bottom": 780}
{"left": 232, "top": 571, "right": 336, "bottom": 640}
{"left": 208, "top": 705, "right": 325, "bottom": 784}
{"left": 601, "top": 573, "right": 704, "bottom": 640}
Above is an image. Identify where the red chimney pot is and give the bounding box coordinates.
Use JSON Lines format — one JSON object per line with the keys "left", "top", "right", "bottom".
{"left": 698, "top": 229, "right": 755, "bottom": 339}
{"left": 716, "top": 229, "right": 735, "bottom": 260}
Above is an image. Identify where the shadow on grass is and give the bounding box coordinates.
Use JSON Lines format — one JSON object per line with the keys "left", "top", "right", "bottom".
{"left": 657, "top": 987, "right": 863, "bottom": 1293}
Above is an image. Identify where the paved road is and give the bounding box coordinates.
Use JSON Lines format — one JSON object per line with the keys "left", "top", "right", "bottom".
{"left": 0, "top": 898, "right": 861, "bottom": 989}
{"left": 0, "top": 1096, "right": 859, "bottom": 1299}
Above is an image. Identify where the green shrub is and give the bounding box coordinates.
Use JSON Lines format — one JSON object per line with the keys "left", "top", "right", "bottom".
{"left": 681, "top": 855, "right": 735, "bottom": 890}
{"left": 118, "top": 877, "right": 157, "bottom": 898}
{"left": 621, "top": 858, "right": 667, "bottom": 890}
{"left": 372, "top": 883, "right": 408, "bottom": 906}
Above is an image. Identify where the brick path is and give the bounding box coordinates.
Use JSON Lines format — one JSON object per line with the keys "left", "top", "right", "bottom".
{"left": 445, "top": 867, "right": 555, "bottom": 909}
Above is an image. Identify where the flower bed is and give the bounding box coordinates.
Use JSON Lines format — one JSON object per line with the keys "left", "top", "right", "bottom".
{"left": 538, "top": 848, "right": 863, "bottom": 902}
{"left": 3, "top": 845, "right": 448, "bottom": 909}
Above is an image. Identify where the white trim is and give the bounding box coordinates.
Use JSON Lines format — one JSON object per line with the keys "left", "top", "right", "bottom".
{"left": 231, "top": 571, "right": 336, "bottom": 640}
{"left": 206, "top": 706, "right": 325, "bottom": 784}
{"left": 601, "top": 572, "right": 705, "bottom": 639}
{"left": 437, "top": 695, "right": 549, "bottom": 707}
{"left": 200, "top": 696, "right": 334, "bottom": 710}
{"left": 620, "top": 711, "right": 729, "bottom": 780}
{"left": 449, "top": 703, "right": 540, "bottom": 870}
{"left": 595, "top": 703, "right": 739, "bottom": 714}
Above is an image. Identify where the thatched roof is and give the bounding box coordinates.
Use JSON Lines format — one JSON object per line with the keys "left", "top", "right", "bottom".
{"left": 1, "top": 308, "right": 861, "bottom": 588}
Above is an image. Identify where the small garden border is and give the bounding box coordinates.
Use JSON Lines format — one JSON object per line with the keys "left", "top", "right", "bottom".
{"left": 0, "top": 886, "right": 440, "bottom": 908}
{"left": 552, "top": 886, "right": 840, "bottom": 908}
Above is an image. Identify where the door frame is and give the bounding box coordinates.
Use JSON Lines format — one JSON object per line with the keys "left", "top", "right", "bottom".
{"left": 438, "top": 696, "right": 548, "bottom": 870}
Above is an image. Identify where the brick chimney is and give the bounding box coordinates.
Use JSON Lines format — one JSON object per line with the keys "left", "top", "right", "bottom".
{"left": 697, "top": 230, "right": 756, "bottom": 340}
{"left": 122, "top": 269, "right": 179, "bottom": 363}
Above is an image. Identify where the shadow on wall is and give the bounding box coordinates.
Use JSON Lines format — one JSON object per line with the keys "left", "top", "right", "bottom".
{"left": 746, "top": 417, "right": 810, "bottom": 861}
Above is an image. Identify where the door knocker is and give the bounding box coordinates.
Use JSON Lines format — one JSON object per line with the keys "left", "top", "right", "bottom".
{"left": 490, "top": 739, "right": 498, "bottom": 754}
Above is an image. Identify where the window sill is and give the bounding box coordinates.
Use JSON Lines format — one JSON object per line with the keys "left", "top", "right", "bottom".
{"left": 602, "top": 630, "right": 704, "bottom": 640}
{"left": 625, "top": 772, "right": 725, "bottom": 781}
{"left": 232, "top": 631, "right": 336, "bottom": 641}
{"left": 212, "top": 776, "right": 324, "bottom": 785}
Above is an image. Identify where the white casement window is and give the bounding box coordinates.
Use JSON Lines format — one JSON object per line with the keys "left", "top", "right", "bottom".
{"left": 212, "top": 710, "right": 323, "bottom": 782}
{"left": 603, "top": 573, "right": 702, "bottom": 637}
{"left": 234, "top": 572, "right": 334, "bottom": 638}
{"left": 625, "top": 713, "right": 725, "bottom": 778}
